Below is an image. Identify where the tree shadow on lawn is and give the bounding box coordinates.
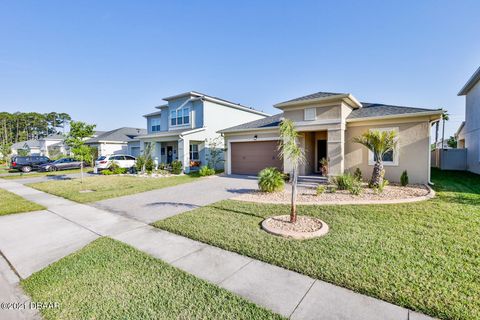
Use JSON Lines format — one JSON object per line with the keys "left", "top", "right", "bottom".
{"left": 431, "top": 169, "right": 480, "bottom": 206}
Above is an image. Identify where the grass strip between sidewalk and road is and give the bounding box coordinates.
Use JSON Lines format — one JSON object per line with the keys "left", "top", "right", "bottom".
{"left": 0, "top": 188, "right": 45, "bottom": 216}
{"left": 26, "top": 174, "right": 201, "bottom": 203}
{"left": 21, "top": 237, "right": 283, "bottom": 320}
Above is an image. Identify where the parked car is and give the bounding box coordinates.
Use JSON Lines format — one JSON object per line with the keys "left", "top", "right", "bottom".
{"left": 94, "top": 154, "right": 136, "bottom": 172}
{"left": 38, "top": 158, "right": 87, "bottom": 172}
{"left": 10, "top": 156, "right": 51, "bottom": 172}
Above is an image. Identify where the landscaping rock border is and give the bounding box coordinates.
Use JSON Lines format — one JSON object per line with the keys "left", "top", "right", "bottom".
{"left": 261, "top": 215, "right": 329, "bottom": 240}
{"left": 235, "top": 184, "right": 435, "bottom": 206}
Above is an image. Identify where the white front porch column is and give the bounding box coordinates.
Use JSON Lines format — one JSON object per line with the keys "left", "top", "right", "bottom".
{"left": 327, "top": 127, "right": 345, "bottom": 176}
{"left": 178, "top": 138, "right": 190, "bottom": 173}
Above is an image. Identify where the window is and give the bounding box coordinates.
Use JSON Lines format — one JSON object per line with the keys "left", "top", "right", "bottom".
{"left": 189, "top": 144, "right": 199, "bottom": 160}
{"left": 170, "top": 107, "right": 190, "bottom": 126}
{"left": 304, "top": 108, "right": 316, "bottom": 121}
{"left": 368, "top": 127, "right": 399, "bottom": 166}
{"left": 151, "top": 118, "right": 161, "bottom": 132}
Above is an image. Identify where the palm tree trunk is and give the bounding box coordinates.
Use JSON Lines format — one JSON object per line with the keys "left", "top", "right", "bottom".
{"left": 435, "top": 121, "right": 439, "bottom": 148}
{"left": 370, "top": 161, "right": 384, "bottom": 187}
{"left": 290, "top": 167, "right": 297, "bottom": 223}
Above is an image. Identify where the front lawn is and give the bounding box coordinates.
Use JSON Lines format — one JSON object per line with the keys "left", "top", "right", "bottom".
{"left": 27, "top": 174, "right": 200, "bottom": 203}
{"left": 1, "top": 168, "right": 85, "bottom": 180}
{"left": 153, "top": 169, "right": 480, "bottom": 320}
{"left": 22, "top": 237, "right": 282, "bottom": 320}
{"left": 0, "top": 189, "right": 45, "bottom": 215}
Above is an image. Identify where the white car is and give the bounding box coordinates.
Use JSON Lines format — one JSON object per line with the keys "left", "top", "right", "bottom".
{"left": 94, "top": 154, "right": 136, "bottom": 172}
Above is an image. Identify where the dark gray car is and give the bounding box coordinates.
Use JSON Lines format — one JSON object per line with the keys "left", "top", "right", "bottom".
{"left": 38, "top": 158, "right": 87, "bottom": 172}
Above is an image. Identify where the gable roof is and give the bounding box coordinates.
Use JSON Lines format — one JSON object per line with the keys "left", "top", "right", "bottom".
{"left": 85, "top": 127, "right": 147, "bottom": 144}
{"left": 159, "top": 91, "right": 269, "bottom": 117}
{"left": 11, "top": 139, "right": 40, "bottom": 150}
{"left": 277, "top": 92, "right": 345, "bottom": 105}
{"left": 458, "top": 66, "right": 480, "bottom": 96}
{"left": 347, "top": 102, "right": 442, "bottom": 120}
{"left": 274, "top": 91, "right": 362, "bottom": 109}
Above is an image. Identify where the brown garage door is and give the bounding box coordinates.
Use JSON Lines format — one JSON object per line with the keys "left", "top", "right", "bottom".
{"left": 231, "top": 140, "right": 283, "bottom": 175}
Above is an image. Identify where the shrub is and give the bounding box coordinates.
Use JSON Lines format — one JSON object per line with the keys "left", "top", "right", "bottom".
{"left": 258, "top": 167, "right": 285, "bottom": 193}
{"left": 199, "top": 166, "right": 215, "bottom": 176}
{"left": 354, "top": 168, "right": 362, "bottom": 181}
{"left": 316, "top": 185, "right": 325, "bottom": 196}
{"left": 101, "top": 169, "right": 113, "bottom": 175}
{"left": 374, "top": 179, "right": 389, "bottom": 194}
{"left": 135, "top": 155, "right": 145, "bottom": 172}
{"left": 107, "top": 162, "right": 127, "bottom": 175}
{"left": 145, "top": 157, "right": 154, "bottom": 172}
{"left": 400, "top": 170, "right": 409, "bottom": 186}
{"left": 171, "top": 160, "right": 183, "bottom": 174}
{"left": 349, "top": 179, "right": 363, "bottom": 195}
{"left": 333, "top": 173, "right": 355, "bottom": 190}
{"left": 328, "top": 185, "right": 337, "bottom": 193}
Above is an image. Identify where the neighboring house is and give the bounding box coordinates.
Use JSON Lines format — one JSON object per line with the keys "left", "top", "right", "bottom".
{"left": 85, "top": 127, "right": 146, "bottom": 157}
{"left": 11, "top": 134, "right": 69, "bottom": 157}
{"left": 219, "top": 91, "right": 443, "bottom": 184}
{"left": 457, "top": 66, "right": 480, "bottom": 174}
{"left": 134, "top": 91, "right": 268, "bottom": 172}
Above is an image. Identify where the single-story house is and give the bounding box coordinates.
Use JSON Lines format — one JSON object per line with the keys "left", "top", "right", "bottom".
{"left": 11, "top": 134, "right": 69, "bottom": 157}
{"left": 132, "top": 91, "right": 269, "bottom": 172}
{"left": 456, "top": 66, "right": 480, "bottom": 174}
{"left": 85, "top": 127, "right": 146, "bottom": 157}
{"left": 219, "top": 91, "right": 444, "bottom": 184}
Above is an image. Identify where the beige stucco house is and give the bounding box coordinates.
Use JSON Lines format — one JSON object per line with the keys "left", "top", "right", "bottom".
{"left": 219, "top": 92, "right": 443, "bottom": 184}
{"left": 457, "top": 66, "right": 480, "bottom": 174}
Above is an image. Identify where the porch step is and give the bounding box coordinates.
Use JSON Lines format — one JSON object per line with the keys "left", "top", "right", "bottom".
{"left": 297, "top": 175, "right": 328, "bottom": 188}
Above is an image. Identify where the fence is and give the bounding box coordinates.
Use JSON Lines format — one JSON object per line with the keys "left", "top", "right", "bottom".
{"left": 431, "top": 148, "right": 467, "bottom": 171}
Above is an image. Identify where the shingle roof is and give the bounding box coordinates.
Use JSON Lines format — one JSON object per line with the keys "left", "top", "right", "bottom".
{"left": 85, "top": 127, "right": 147, "bottom": 143}
{"left": 277, "top": 92, "right": 345, "bottom": 105}
{"left": 11, "top": 139, "right": 40, "bottom": 150}
{"left": 219, "top": 113, "right": 283, "bottom": 133}
{"left": 347, "top": 102, "right": 440, "bottom": 120}
{"left": 42, "top": 134, "right": 65, "bottom": 140}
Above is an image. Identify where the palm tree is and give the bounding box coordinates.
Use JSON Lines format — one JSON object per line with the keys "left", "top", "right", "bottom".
{"left": 441, "top": 112, "right": 449, "bottom": 149}
{"left": 353, "top": 130, "right": 398, "bottom": 188}
{"left": 278, "top": 119, "right": 305, "bottom": 223}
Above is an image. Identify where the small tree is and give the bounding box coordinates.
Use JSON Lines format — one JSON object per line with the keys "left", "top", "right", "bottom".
{"left": 65, "top": 121, "right": 95, "bottom": 183}
{"left": 278, "top": 119, "right": 305, "bottom": 223}
{"left": 447, "top": 136, "right": 457, "bottom": 148}
{"left": 441, "top": 112, "right": 449, "bottom": 149}
{"left": 353, "top": 130, "right": 397, "bottom": 188}
{"left": 206, "top": 136, "right": 225, "bottom": 170}
{"left": 139, "top": 142, "right": 154, "bottom": 174}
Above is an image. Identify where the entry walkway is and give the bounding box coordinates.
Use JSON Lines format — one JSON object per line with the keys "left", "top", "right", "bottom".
{"left": 0, "top": 179, "right": 433, "bottom": 320}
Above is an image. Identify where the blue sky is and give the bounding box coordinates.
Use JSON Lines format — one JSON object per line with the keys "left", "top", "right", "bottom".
{"left": 1, "top": 0, "right": 479, "bottom": 138}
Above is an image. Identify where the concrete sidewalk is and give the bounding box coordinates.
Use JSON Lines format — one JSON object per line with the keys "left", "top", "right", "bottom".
{"left": 0, "top": 179, "right": 434, "bottom": 320}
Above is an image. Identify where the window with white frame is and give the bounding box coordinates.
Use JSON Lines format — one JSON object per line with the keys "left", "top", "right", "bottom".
{"left": 189, "top": 144, "right": 199, "bottom": 160}
{"left": 170, "top": 107, "right": 190, "bottom": 126}
{"left": 304, "top": 108, "right": 316, "bottom": 121}
{"left": 151, "top": 118, "right": 161, "bottom": 132}
{"left": 367, "top": 127, "right": 399, "bottom": 166}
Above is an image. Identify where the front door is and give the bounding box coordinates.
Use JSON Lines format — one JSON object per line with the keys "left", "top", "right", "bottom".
{"left": 317, "top": 140, "right": 327, "bottom": 172}
{"left": 167, "top": 146, "right": 173, "bottom": 163}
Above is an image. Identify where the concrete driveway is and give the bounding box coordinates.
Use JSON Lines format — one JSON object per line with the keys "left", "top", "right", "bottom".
{"left": 92, "top": 175, "right": 258, "bottom": 223}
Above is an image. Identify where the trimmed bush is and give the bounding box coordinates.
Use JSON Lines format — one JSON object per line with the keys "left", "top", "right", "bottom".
{"left": 349, "top": 179, "right": 363, "bottom": 195}
{"left": 316, "top": 185, "right": 325, "bottom": 196}
{"left": 199, "top": 166, "right": 215, "bottom": 177}
{"left": 171, "top": 160, "right": 183, "bottom": 175}
{"left": 258, "top": 167, "right": 285, "bottom": 193}
{"left": 333, "top": 173, "right": 355, "bottom": 190}
{"left": 354, "top": 168, "right": 362, "bottom": 181}
{"left": 400, "top": 170, "right": 409, "bottom": 186}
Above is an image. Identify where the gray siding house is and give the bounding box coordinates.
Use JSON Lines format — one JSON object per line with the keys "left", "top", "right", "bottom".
{"left": 457, "top": 66, "right": 480, "bottom": 174}
{"left": 133, "top": 91, "right": 268, "bottom": 172}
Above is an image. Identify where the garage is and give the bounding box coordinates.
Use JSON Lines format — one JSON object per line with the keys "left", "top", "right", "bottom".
{"left": 230, "top": 140, "right": 283, "bottom": 175}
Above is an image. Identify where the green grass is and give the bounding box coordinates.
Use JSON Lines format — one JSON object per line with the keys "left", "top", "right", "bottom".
{"left": 1, "top": 168, "right": 86, "bottom": 180}
{"left": 22, "top": 237, "right": 282, "bottom": 320}
{"left": 153, "top": 169, "right": 480, "bottom": 320}
{"left": 0, "top": 189, "right": 45, "bottom": 215}
{"left": 27, "top": 174, "right": 200, "bottom": 203}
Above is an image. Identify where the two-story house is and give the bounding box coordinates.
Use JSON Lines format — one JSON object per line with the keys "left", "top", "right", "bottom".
{"left": 457, "top": 66, "right": 480, "bottom": 174}
{"left": 132, "top": 91, "right": 268, "bottom": 172}
{"left": 219, "top": 92, "right": 443, "bottom": 184}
